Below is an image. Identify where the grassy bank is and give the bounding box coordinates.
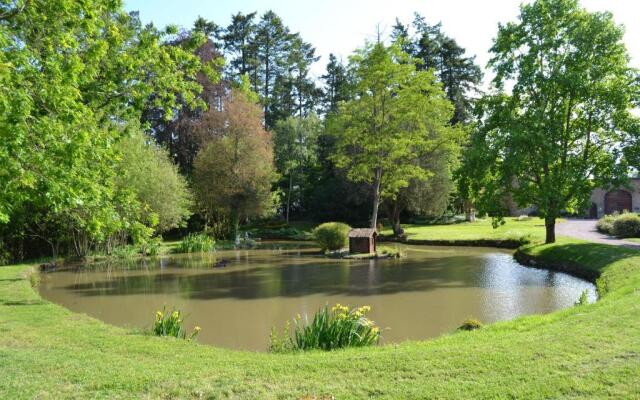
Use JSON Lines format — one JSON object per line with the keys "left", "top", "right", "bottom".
{"left": 382, "top": 217, "right": 555, "bottom": 244}
{"left": 1, "top": 239, "right": 639, "bottom": 398}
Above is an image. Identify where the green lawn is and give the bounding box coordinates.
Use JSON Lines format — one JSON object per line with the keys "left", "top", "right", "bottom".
{"left": 383, "top": 217, "right": 555, "bottom": 243}
{"left": 1, "top": 238, "right": 639, "bottom": 398}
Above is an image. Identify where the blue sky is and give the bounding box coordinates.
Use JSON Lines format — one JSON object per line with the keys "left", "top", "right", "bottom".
{"left": 125, "top": 0, "right": 640, "bottom": 85}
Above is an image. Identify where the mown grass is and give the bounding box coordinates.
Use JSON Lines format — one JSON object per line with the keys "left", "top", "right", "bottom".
{"left": 1, "top": 236, "right": 639, "bottom": 398}
{"left": 383, "top": 217, "right": 557, "bottom": 242}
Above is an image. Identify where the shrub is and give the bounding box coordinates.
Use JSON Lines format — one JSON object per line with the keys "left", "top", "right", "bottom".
{"left": 248, "top": 226, "right": 311, "bottom": 240}
{"left": 139, "top": 237, "right": 161, "bottom": 256}
{"left": 596, "top": 214, "right": 616, "bottom": 234}
{"left": 152, "top": 308, "right": 200, "bottom": 340}
{"left": 312, "top": 222, "right": 351, "bottom": 251}
{"left": 612, "top": 213, "right": 640, "bottom": 238}
{"left": 176, "top": 233, "right": 215, "bottom": 253}
{"left": 458, "top": 318, "right": 483, "bottom": 331}
{"left": 269, "top": 304, "right": 381, "bottom": 352}
{"left": 111, "top": 245, "right": 139, "bottom": 258}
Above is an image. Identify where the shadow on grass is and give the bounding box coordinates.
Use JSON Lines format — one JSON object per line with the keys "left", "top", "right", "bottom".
{"left": 1, "top": 300, "right": 47, "bottom": 306}
{"left": 527, "top": 242, "right": 639, "bottom": 274}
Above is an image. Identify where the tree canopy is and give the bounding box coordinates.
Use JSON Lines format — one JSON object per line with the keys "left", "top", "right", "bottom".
{"left": 329, "top": 41, "right": 463, "bottom": 229}
{"left": 464, "top": 0, "right": 639, "bottom": 243}
{"left": 193, "top": 89, "right": 277, "bottom": 238}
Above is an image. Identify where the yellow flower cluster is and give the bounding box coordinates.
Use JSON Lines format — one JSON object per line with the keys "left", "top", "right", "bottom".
{"left": 331, "top": 303, "right": 350, "bottom": 314}
{"left": 156, "top": 311, "right": 163, "bottom": 321}
{"left": 353, "top": 305, "right": 371, "bottom": 317}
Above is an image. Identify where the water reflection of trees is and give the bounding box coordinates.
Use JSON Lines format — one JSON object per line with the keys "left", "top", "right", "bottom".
{"left": 55, "top": 248, "right": 594, "bottom": 304}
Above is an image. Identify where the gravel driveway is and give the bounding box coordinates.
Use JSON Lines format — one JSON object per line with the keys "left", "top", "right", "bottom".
{"left": 557, "top": 219, "right": 640, "bottom": 249}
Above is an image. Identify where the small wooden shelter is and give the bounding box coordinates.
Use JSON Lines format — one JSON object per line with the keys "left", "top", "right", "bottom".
{"left": 348, "top": 228, "right": 377, "bottom": 254}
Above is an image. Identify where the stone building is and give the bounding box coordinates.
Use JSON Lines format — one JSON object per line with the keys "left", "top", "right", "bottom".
{"left": 589, "top": 178, "right": 640, "bottom": 218}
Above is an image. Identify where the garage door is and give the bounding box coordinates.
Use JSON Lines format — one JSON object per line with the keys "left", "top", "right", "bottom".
{"left": 604, "top": 190, "right": 632, "bottom": 215}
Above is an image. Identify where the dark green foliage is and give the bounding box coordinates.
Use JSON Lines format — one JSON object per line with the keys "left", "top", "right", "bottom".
{"left": 312, "top": 222, "right": 351, "bottom": 251}
{"left": 320, "top": 54, "right": 352, "bottom": 115}
{"left": 458, "top": 319, "right": 483, "bottom": 331}
{"left": 391, "top": 14, "right": 482, "bottom": 124}
{"left": 612, "top": 213, "right": 640, "bottom": 238}
{"left": 247, "top": 226, "right": 311, "bottom": 241}
{"left": 269, "top": 304, "right": 380, "bottom": 352}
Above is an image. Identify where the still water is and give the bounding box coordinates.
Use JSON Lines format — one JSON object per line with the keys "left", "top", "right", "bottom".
{"left": 39, "top": 242, "right": 595, "bottom": 351}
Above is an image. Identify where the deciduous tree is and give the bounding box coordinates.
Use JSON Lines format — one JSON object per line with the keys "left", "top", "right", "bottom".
{"left": 476, "top": 0, "right": 639, "bottom": 243}
{"left": 329, "top": 41, "right": 462, "bottom": 229}
{"left": 193, "top": 89, "right": 277, "bottom": 238}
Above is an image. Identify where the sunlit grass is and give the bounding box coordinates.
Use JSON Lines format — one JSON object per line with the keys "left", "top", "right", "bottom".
{"left": 1, "top": 236, "right": 639, "bottom": 398}
{"left": 382, "top": 217, "right": 561, "bottom": 243}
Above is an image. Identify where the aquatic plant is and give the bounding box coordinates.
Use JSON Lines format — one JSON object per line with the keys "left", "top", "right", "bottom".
{"left": 269, "top": 304, "right": 380, "bottom": 352}
{"left": 458, "top": 318, "right": 483, "bottom": 331}
{"left": 312, "top": 222, "right": 351, "bottom": 251}
{"left": 176, "top": 233, "right": 215, "bottom": 253}
{"left": 376, "top": 245, "right": 403, "bottom": 258}
{"left": 575, "top": 290, "right": 590, "bottom": 306}
{"left": 152, "top": 308, "right": 200, "bottom": 340}
{"left": 111, "top": 245, "right": 140, "bottom": 258}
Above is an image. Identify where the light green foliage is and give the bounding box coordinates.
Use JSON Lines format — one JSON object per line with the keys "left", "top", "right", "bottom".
{"left": 176, "top": 233, "right": 215, "bottom": 254}
{"left": 376, "top": 245, "right": 403, "bottom": 258}
{"left": 152, "top": 308, "right": 200, "bottom": 340}
{"left": 596, "top": 212, "right": 640, "bottom": 238}
{"left": 312, "top": 222, "right": 351, "bottom": 251}
{"left": 114, "top": 133, "right": 192, "bottom": 234}
{"left": 596, "top": 214, "right": 617, "bottom": 234}
{"left": 329, "top": 41, "right": 463, "bottom": 228}
{"left": 611, "top": 213, "right": 640, "bottom": 238}
{"left": 470, "top": 0, "right": 639, "bottom": 243}
{"left": 270, "top": 304, "right": 380, "bottom": 352}
{"left": 0, "top": 0, "right": 207, "bottom": 258}
{"left": 575, "top": 290, "right": 590, "bottom": 306}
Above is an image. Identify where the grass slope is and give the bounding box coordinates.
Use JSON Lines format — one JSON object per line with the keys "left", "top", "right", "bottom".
{"left": 1, "top": 239, "right": 639, "bottom": 398}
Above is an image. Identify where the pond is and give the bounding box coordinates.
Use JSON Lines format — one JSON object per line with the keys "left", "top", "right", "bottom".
{"left": 39, "top": 242, "right": 596, "bottom": 351}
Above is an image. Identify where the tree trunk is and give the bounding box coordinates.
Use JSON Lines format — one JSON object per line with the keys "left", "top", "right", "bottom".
{"left": 545, "top": 215, "right": 556, "bottom": 244}
{"left": 464, "top": 199, "right": 476, "bottom": 222}
{"left": 390, "top": 201, "right": 402, "bottom": 236}
{"left": 231, "top": 207, "right": 240, "bottom": 244}
{"left": 285, "top": 173, "right": 292, "bottom": 223}
{"left": 370, "top": 168, "right": 382, "bottom": 229}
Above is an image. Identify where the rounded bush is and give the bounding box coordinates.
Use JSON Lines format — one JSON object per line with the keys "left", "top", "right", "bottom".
{"left": 458, "top": 318, "right": 482, "bottom": 331}
{"left": 312, "top": 222, "right": 351, "bottom": 251}
{"left": 596, "top": 215, "right": 616, "bottom": 234}
{"left": 612, "top": 213, "right": 640, "bottom": 238}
